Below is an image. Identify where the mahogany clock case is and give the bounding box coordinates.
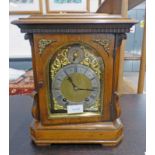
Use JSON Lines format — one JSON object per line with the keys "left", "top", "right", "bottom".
{"left": 32, "top": 33, "right": 114, "bottom": 125}
{"left": 12, "top": 14, "right": 136, "bottom": 146}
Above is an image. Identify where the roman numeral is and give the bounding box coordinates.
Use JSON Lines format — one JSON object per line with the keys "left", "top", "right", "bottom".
{"left": 74, "top": 66, "right": 77, "bottom": 72}
{"left": 90, "top": 77, "right": 96, "bottom": 80}
{"left": 56, "top": 95, "right": 62, "bottom": 100}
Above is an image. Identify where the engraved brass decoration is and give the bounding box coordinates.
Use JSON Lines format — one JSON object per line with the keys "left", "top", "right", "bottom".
{"left": 50, "top": 48, "right": 70, "bottom": 79}
{"left": 39, "top": 39, "right": 56, "bottom": 55}
{"left": 88, "top": 98, "right": 100, "bottom": 111}
{"left": 50, "top": 45, "right": 101, "bottom": 80}
{"left": 80, "top": 46, "right": 101, "bottom": 78}
{"left": 92, "top": 39, "right": 110, "bottom": 56}
{"left": 49, "top": 43, "right": 103, "bottom": 112}
{"left": 53, "top": 98, "right": 64, "bottom": 110}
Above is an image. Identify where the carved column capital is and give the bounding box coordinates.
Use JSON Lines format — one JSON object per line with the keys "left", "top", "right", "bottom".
{"left": 115, "top": 33, "right": 127, "bottom": 48}
{"left": 24, "top": 33, "right": 33, "bottom": 47}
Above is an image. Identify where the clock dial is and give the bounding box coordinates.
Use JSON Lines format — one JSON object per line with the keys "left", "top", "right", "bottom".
{"left": 49, "top": 43, "right": 104, "bottom": 113}
{"left": 52, "top": 64, "right": 100, "bottom": 110}
{"left": 68, "top": 46, "right": 84, "bottom": 63}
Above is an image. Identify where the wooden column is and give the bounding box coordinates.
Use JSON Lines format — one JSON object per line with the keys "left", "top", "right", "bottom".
{"left": 138, "top": 18, "right": 146, "bottom": 94}
{"left": 117, "top": 0, "right": 128, "bottom": 93}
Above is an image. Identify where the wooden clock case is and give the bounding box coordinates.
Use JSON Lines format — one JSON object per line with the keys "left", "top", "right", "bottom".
{"left": 12, "top": 14, "right": 136, "bottom": 146}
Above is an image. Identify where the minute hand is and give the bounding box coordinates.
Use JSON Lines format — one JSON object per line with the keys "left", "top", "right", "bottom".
{"left": 67, "top": 76, "right": 77, "bottom": 87}
{"left": 65, "top": 72, "right": 77, "bottom": 88}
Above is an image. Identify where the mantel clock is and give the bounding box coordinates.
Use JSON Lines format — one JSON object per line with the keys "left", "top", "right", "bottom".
{"left": 12, "top": 14, "right": 136, "bottom": 146}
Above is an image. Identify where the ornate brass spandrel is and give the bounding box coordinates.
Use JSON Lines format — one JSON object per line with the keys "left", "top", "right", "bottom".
{"left": 50, "top": 48, "right": 70, "bottom": 79}
{"left": 84, "top": 98, "right": 100, "bottom": 111}
{"left": 39, "top": 39, "right": 56, "bottom": 55}
{"left": 50, "top": 43, "right": 103, "bottom": 79}
{"left": 53, "top": 98, "right": 64, "bottom": 110}
{"left": 80, "top": 47, "right": 101, "bottom": 79}
{"left": 92, "top": 39, "right": 110, "bottom": 56}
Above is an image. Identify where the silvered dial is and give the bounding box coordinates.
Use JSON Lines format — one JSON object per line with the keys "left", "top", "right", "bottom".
{"left": 52, "top": 64, "right": 100, "bottom": 109}
{"left": 68, "top": 46, "right": 84, "bottom": 63}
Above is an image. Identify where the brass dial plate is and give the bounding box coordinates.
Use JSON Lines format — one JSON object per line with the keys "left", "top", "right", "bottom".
{"left": 52, "top": 64, "right": 100, "bottom": 110}
{"left": 49, "top": 43, "right": 104, "bottom": 112}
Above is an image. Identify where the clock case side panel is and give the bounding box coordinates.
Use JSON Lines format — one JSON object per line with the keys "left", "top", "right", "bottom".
{"left": 24, "top": 33, "right": 40, "bottom": 121}
{"left": 33, "top": 34, "right": 115, "bottom": 125}
{"left": 110, "top": 33, "right": 127, "bottom": 120}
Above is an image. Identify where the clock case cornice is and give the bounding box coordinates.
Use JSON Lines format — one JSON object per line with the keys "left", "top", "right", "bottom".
{"left": 12, "top": 14, "right": 136, "bottom": 34}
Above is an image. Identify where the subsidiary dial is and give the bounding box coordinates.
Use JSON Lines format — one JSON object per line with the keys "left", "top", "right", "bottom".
{"left": 68, "top": 46, "right": 84, "bottom": 63}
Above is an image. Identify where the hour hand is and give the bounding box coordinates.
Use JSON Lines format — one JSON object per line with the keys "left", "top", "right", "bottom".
{"left": 76, "top": 88, "right": 97, "bottom": 91}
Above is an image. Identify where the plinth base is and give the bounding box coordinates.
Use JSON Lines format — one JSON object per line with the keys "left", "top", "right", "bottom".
{"left": 30, "top": 119, "right": 123, "bottom": 147}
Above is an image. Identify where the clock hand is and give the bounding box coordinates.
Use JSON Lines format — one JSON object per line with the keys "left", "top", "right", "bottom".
{"left": 65, "top": 72, "right": 77, "bottom": 88}
{"left": 73, "top": 51, "right": 78, "bottom": 61}
{"left": 67, "top": 76, "right": 92, "bottom": 91}
{"left": 64, "top": 70, "right": 96, "bottom": 91}
{"left": 68, "top": 76, "right": 77, "bottom": 88}
{"left": 75, "top": 88, "right": 97, "bottom": 91}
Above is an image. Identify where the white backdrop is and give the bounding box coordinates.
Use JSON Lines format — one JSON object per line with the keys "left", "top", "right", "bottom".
{"left": 9, "top": 0, "right": 100, "bottom": 58}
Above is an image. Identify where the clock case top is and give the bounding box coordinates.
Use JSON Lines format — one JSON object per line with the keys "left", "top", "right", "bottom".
{"left": 12, "top": 14, "right": 136, "bottom": 34}
{"left": 12, "top": 14, "right": 136, "bottom": 125}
